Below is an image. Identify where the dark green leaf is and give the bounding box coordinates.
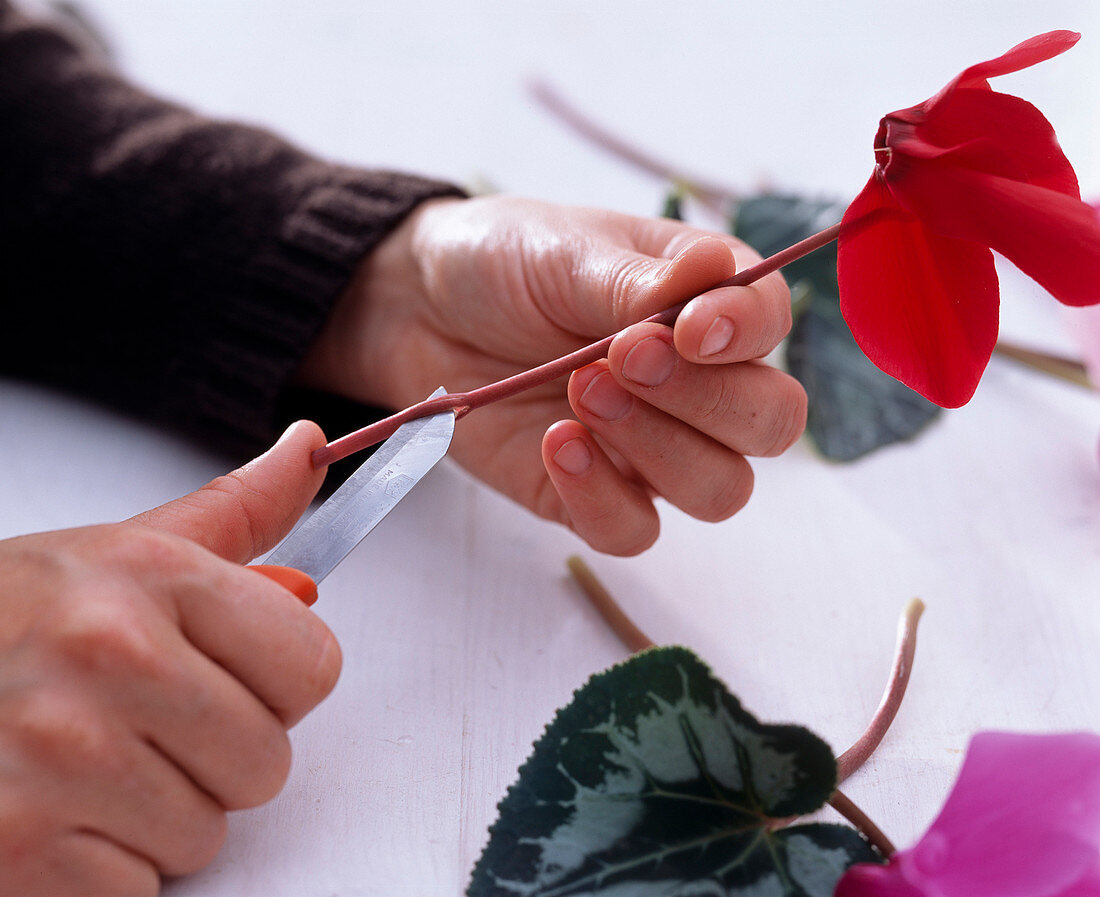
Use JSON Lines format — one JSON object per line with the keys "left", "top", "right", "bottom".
{"left": 730, "top": 197, "right": 840, "bottom": 275}
{"left": 731, "top": 193, "right": 941, "bottom": 461}
{"left": 787, "top": 294, "right": 942, "bottom": 461}
{"left": 662, "top": 188, "right": 685, "bottom": 221}
{"left": 468, "top": 647, "right": 881, "bottom": 897}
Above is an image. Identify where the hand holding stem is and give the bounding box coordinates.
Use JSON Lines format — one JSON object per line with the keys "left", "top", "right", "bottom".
{"left": 300, "top": 194, "right": 804, "bottom": 556}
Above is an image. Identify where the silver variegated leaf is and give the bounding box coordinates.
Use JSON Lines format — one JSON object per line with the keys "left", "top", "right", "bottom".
{"left": 468, "top": 647, "right": 882, "bottom": 897}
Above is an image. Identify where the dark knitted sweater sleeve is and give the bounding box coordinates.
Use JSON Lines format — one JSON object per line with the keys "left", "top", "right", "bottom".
{"left": 0, "top": 3, "right": 465, "bottom": 457}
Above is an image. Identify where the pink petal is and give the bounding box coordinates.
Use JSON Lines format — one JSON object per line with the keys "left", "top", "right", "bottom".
{"left": 837, "top": 175, "right": 999, "bottom": 407}
{"left": 925, "top": 732, "right": 1100, "bottom": 841}
{"left": 834, "top": 862, "right": 924, "bottom": 897}
{"left": 886, "top": 158, "right": 1100, "bottom": 308}
{"left": 907, "top": 732, "right": 1100, "bottom": 897}
{"left": 836, "top": 732, "right": 1100, "bottom": 897}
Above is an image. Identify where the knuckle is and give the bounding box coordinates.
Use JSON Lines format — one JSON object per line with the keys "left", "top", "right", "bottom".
{"left": 610, "top": 257, "right": 658, "bottom": 324}
{"left": 0, "top": 787, "right": 49, "bottom": 860}
{"left": 612, "top": 518, "right": 660, "bottom": 557}
{"left": 171, "top": 809, "right": 228, "bottom": 875}
{"left": 761, "top": 287, "right": 794, "bottom": 353}
{"left": 301, "top": 630, "right": 343, "bottom": 707}
{"left": 98, "top": 523, "right": 182, "bottom": 573}
{"left": 532, "top": 475, "right": 571, "bottom": 527}
{"left": 281, "top": 619, "right": 343, "bottom": 716}
{"left": 198, "top": 474, "right": 272, "bottom": 560}
{"left": 46, "top": 831, "right": 159, "bottom": 897}
{"left": 695, "top": 373, "right": 740, "bottom": 429}
{"left": 52, "top": 601, "right": 163, "bottom": 683}
{"left": 582, "top": 498, "right": 659, "bottom": 557}
{"left": 9, "top": 691, "right": 112, "bottom": 777}
{"left": 742, "top": 275, "right": 793, "bottom": 359}
{"left": 229, "top": 730, "right": 292, "bottom": 810}
{"left": 757, "top": 377, "right": 808, "bottom": 457}
{"left": 689, "top": 460, "right": 755, "bottom": 522}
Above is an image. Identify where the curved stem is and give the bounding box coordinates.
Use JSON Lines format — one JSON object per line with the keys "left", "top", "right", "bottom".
{"left": 312, "top": 223, "right": 841, "bottom": 468}
{"left": 837, "top": 599, "right": 925, "bottom": 783}
{"left": 528, "top": 79, "right": 741, "bottom": 215}
{"left": 571, "top": 555, "right": 903, "bottom": 859}
{"left": 828, "top": 789, "right": 897, "bottom": 858}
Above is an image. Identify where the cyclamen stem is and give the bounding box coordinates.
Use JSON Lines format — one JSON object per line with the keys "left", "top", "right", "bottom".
{"left": 829, "top": 790, "right": 897, "bottom": 858}
{"left": 837, "top": 598, "right": 925, "bottom": 783}
{"left": 312, "top": 222, "right": 842, "bottom": 468}
{"left": 566, "top": 556, "right": 654, "bottom": 653}
{"left": 566, "top": 557, "right": 923, "bottom": 791}
{"left": 571, "top": 557, "right": 905, "bottom": 858}
{"left": 993, "top": 341, "right": 1091, "bottom": 388}
{"left": 528, "top": 80, "right": 741, "bottom": 216}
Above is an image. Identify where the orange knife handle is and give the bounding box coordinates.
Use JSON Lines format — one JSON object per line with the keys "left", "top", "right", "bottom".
{"left": 251, "top": 564, "right": 319, "bottom": 606}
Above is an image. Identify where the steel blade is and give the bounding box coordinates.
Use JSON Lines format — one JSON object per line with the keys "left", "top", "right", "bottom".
{"left": 264, "top": 388, "right": 454, "bottom": 583}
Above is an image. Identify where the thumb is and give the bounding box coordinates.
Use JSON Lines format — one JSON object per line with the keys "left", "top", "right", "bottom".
{"left": 575, "top": 233, "right": 738, "bottom": 334}
{"left": 130, "top": 420, "right": 328, "bottom": 563}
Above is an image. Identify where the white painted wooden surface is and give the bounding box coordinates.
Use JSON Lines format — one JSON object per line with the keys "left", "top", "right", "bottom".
{"left": 2, "top": 2, "right": 1098, "bottom": 894}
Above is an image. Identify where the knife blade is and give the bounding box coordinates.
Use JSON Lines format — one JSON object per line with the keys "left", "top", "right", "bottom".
{"left": 257, "top": 387, "right": 454, "bottom": 596}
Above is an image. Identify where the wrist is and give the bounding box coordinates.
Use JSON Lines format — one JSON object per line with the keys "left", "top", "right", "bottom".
{"left": 296, "top": 195, "right": 465, "bottom": 409}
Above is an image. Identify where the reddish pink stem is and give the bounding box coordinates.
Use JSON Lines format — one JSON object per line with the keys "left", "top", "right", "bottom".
{"left": 528, "top": 80, "right": 741, "bottom": 215}
{"left": 312, "top": 222, "right": 842, "bottom": 468}
{"left": 837, "top": 599, "right": 925, "bottom": 783}
{"left": 828, "top": 790, "right": 897, "bottom": 857}
{"left": 569, "top": 554, "right": 906, "bottom": 855}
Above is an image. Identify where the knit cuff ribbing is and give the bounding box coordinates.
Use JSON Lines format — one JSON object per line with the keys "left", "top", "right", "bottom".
{"left": 187, "top": 170, "right": 465, "bottom": 457}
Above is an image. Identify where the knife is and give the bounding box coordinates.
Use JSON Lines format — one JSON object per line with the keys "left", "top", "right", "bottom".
{"left": 252, "top": 387, "right": 455, "bottom": 605}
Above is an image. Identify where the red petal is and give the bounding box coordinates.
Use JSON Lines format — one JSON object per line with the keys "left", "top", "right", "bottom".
{"left": 887, "top": 89, "right": 1080, "bottom": 198}
{"left": 891, "top": 31, "right": 1080, "bottom": 125}
{"left": 887, "top": 158, "right": 1100, "bottom": 307}
{"left": 838, "top": 176, "right": 1000, "bottom": 407}
{"left": 945, "top": 30, "right": 1079, "bottom": 93}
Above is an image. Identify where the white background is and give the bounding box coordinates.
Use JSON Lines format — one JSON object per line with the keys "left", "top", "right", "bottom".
{"left": 3, "top": 2, "right": 1099, "bottom": 894}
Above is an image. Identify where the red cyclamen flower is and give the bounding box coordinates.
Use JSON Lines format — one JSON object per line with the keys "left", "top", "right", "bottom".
{"left": 835, "top": 731, "right": 1100, "bottom": 897}
{"left": 837, "top": 31, "right": 1100, "bottom": 407}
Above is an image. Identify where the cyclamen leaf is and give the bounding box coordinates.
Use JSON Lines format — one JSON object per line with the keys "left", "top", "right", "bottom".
{"left": 662, "top": 187, "right": 685, "bottom": 221}
{"left": 731, "top": 193, "right": 941, "bottom": 461}
{"left": 787, "top": 296, "right": 943, "bottom": 462}
{"left": 467, "top": 646, "right": 881, "bottom": 897}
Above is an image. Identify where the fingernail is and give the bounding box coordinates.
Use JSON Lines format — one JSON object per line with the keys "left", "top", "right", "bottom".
{"left": 699, "top": 316, "right": 735, "bottom": 357}
{"left": 553, "top": 437, "right": 593, "bottom": 476}
{"left": 621, "top": 336, "right": 675, "bottom": 387}
{"left": 579, "top": 371, "right": 633, "bottom": 421}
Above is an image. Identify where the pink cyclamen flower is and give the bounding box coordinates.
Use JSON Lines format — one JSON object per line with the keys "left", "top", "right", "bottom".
{"left": 835, "top": 731, "right": 1100, "bottom": 896}
{"left": 838, "top": 31, "right": 1100, "bottom": 408}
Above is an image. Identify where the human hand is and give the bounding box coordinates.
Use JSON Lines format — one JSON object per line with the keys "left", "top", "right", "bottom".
{"left": 0, "top": 422, "right": 340, "bottom": 897}
{"left": 301, "top": 195, "right": 805, "bottom": 555}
